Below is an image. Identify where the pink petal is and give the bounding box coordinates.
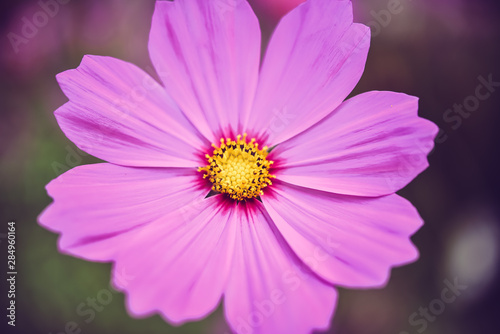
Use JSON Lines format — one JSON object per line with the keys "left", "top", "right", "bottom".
{"left": 149, "top": 0, "right": 261, "bottom": 141}
{"left": 56, "top": 55, "right": 207, "bottom": 168}
{"left": 38, "top": 163, "right": 207, "bottom": 261}
{"left": 244, "top": 0, "right": 370, "bottom": 145}
{"left": 275, "top": 91, "right": 439, "bottom": 196}
{"left": 112, "top": 195, "right": 236, "bottom": 324}
{"left": 263, "top": 182, "right": 423, "bottom": 288}
{"left": 224, "top": 203, "right": 337, "bottom": 334}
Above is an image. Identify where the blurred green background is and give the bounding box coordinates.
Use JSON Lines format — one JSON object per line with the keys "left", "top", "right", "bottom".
{"left": 1, "top": 0, "right": 499, "bottom": 333}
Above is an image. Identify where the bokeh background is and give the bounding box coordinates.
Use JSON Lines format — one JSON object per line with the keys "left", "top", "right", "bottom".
{"left": 1, "top": 0, "right": 499, "bottom": 333}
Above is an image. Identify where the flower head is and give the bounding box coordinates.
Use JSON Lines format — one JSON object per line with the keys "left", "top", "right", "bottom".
{"left": 39, "top": 1, "right": 438, "bottom": 333}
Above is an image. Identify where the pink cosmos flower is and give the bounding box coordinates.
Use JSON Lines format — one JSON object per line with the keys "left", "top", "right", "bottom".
{"left": 39, "top": 0, "right": 438, "bottom": 333}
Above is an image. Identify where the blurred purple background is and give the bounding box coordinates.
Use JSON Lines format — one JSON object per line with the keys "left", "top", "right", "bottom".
{"left": 1, "top": 0, "right": 499, "bottom": 333}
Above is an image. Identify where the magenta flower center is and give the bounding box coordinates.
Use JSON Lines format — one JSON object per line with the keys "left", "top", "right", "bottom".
{"left": 198, "top": 134, "right": 276, "bottom": 201}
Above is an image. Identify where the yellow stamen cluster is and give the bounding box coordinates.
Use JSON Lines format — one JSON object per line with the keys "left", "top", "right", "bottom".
{"left": 198, "top": 134, "right": 276, "bottom": 201}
